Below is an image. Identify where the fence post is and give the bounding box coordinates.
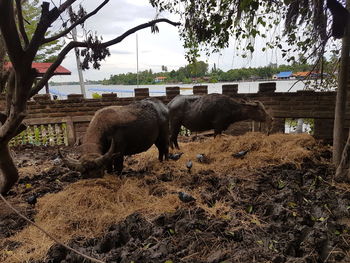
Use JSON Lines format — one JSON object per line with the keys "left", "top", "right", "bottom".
{"left": 222, "top": 84, "right": 238, "bottom": 96}
{"left": 193, "top": 85, "right": 208, "bottom": 95}
{"left": 66, "top": 117, "right": 76, "bottom": 146}
{"left": 166, "top": 86, "right": 180, "bottom": 99}
{"left": 134, "top": 88, "right": 150, "bottom": 99}
{"left": 258, "top": 82, "right": 276, "bottom": 93}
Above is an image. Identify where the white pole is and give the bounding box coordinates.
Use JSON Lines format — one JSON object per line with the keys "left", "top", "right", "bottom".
{"left": 71, "top": 18, "right": 86, "bottom": 97}
{"left": 136, "top": 34, "right": 139, "bottom": 87}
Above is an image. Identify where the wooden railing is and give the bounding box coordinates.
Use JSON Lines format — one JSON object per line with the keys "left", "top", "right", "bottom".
{"left": 10, "top": 123, "right": 68, "bottom": 146}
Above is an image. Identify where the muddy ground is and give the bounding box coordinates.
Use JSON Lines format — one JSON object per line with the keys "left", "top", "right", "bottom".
{"left": 0, "top": 134, "right": 349, "bottom": 263}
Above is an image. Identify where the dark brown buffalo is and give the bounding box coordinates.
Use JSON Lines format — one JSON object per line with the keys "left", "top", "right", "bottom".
{"left": 61, "top": 98, "right": 169, "bottom": 178}
{"left": 168, "top": 94, "right": 273, "bottom": 149}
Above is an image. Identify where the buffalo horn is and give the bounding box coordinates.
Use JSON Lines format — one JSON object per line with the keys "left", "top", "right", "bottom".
{"left": 58, "top": 149, "right": 84, "bottom": 171}
{"left": 94, "top": 139, "right": 116, "bottom": 167}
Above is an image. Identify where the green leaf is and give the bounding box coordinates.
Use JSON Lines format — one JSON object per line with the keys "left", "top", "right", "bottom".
{"left": 247, "top": 205, "right": 253, "bottom": 213}
{"left": 143, "top": 243, "right": 152, "bottom": 249}
{"left": 288, "top": 202, "right": 297, "bottom": 208}
{"left": 251, "top": 218, "right": 261, "bottom": 225}
{"left": 277, "top": 180, "right": 286, "bottom": 189}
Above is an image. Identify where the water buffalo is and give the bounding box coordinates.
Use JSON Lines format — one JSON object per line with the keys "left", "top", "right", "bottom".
{"left": 168, "top": 94, "right": 273, "bottom": 149}
{"left": 60, "top": 98, "right": 169, "bottom": 178}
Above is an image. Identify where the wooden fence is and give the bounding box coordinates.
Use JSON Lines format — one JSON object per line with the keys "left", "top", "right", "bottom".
{"left": 9, "top": 122, "right": 68, "bottom": 146}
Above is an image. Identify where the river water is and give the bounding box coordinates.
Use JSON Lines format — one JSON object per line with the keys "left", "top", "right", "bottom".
{"left": 47, "top": 80, "right": 312, "bottom": 99}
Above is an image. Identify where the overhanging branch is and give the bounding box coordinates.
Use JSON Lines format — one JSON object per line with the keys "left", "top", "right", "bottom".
{"left": 31, "top": 18, "right": 180, "bottom": 96}
{"left": 15, "top": 0, "right": 29, "bottom": 47}
{"left": 26, "top": 0, "right": 79, "bottom": 63}
{"left": 0, "top": 0, "right": 24, "bottom": 69}
{"left": 101, "top": 18, "right": 181, "bottom": 47}
{"left": 43, "top": 0, "right": 110, "bottom": 44}
{"left": 58, "top": 0, "right": 79, "bottom": 12}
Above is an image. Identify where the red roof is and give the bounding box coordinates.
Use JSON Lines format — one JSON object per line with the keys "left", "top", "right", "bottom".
{"left": 4, "top": 62, "right": 71, "bottom": 76}
{"left": 293, "top": 71, "right": 311, "bottom": 77}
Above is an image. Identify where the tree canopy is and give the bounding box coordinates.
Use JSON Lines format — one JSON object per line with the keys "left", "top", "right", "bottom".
{"left": 150, "top": 0, "right": 347, "bottom": 64}
{"left": 22, "top": 0, "right": 63, "bottom": 62}
{"left": 0, "top": 0, "right": 180, "bottom": 195}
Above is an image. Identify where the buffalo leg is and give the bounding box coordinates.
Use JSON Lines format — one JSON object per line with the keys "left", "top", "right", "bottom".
{"left": 114, "top": 156, "right": 124, "bottom": 174}
{"left": 170, "top": 120, "right": 182, "bottom": 150}
{"left": 106, "top": 161, "right": 113, "bottom": 173}
{"left": 155, "top": 137, "right": 169, "bottom": 161}
{"left": 213, "top": 127, "right": 224, "bottom": 137}
{"left": 213, "top": 118, "right": 230, "bottom": 137}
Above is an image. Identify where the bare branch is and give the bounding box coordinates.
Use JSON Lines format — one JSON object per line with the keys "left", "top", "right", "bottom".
{"left": 58, "top": 0, "right": 78, "bottom": 12}
{"left": 26, "top": 2, "right": 59, "bottom": 63}
{"left": 5, "top": 71, "right": 15, "bottom": 117}
{"left": 43, "top": 0, "right": 110, "bottom": 44}
{"left": 0, "top": 0, "right": 24, "bottom": 69}
{"left": 31, "top": 41, "right": 77, "bottom": 96}
{"left": 31, "top": 18, "right": 181, "bottom": 96}
{"left": 26, "top": 0, "right": 80, "bottom": 64}
{"left": 0, "top": 110, "right": 26, "bottom": 142}
{"left": 0, "top": 112, "right": 27, "bottom": 137}
{"left": 101, "top": 18, "right": 181, "bottom": 47}
{"left": 15, "top": 0, "right": 29, "bottom": 47}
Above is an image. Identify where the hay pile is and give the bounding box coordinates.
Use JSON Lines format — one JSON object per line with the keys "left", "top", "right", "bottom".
{"left": 3, "top": 176, "right": 180, "bottom": 262}
{"left": 132, "top": 132, "right": 318, "bottom": 174}
{"left": 2, "top": 132, "right": 325, "bottom": 262}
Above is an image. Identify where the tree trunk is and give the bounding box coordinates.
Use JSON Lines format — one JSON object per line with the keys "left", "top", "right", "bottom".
{"left": 335, "top": 128, "right": 350, "bottom": 181}
{"left": 0, "top": 143, "right": 19, "bottom": 194}
{"left": 0, "top": 33, "right": 8, "bottom": 93}
{"left": 0, "top": 68, "right": 34, "bottom": 194}
{"left": 333, "top": 3, "right": 350, "bottom": 167}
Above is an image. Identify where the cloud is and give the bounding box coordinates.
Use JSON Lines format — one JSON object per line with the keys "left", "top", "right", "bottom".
{"left": 111, "top": 50, "right": 134, "bottom": 55}
{"left": 50, "top": 0, "right": 288, "bottom": 83}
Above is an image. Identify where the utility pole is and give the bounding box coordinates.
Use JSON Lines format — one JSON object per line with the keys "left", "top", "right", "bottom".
{"left": 136, "top": 34, "right": 139, "bottom": 87}
{"left": 70, "top": 7, "right": 86, "bottom": 97}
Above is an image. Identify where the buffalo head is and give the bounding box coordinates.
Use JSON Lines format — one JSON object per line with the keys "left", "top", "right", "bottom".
{"left": 59, "top": 141, "right": 115, "bottom": 178}
{"left": 245, "top": 101, "right": 274, "bottom": 134}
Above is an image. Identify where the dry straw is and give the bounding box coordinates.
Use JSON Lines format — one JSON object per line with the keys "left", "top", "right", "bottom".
{"left": 133, "top": 132, "right": 317, "bottom": 174}
{"left": 2, "top": 132, "right": 322, "bottom": 262}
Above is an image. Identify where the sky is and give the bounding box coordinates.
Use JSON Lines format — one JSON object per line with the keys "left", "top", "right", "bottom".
{"left": 51, "top": 0, "right": 286, "bottom": 82}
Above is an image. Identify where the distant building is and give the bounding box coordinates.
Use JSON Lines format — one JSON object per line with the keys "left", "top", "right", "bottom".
{"left": 154, "top": 76, "right": 167, "bottom": 83}
{"left": 293, "top": 71, "right": 327, "bottom": 79}
{"left": 192, "top": 76, "right": 210, "bottom": 83}
{"left": 293, "top": 71, "right": 312, "bottom": 79}
{"left": 4, "top": 62, "right": 71, "bottom": 94}
{"left": 275, "top": 71, "right": 293, "bottom": 79}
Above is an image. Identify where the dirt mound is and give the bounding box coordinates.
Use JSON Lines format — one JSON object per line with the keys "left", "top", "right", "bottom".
{"left": 2, "top": 176, "right": 180, "bottom": 263}
{"left": 44, "top": 161, "right": 349, "bottom": 263}
{"left": 1, "top": 133, "right": 348, "bottom": 263}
